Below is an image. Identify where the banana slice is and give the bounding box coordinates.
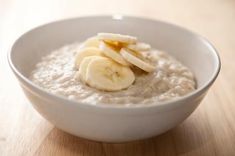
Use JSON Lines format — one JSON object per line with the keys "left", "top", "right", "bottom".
{"left": 120, "top": 48, "right": 156, "bottom": 72}
{"left": 79, "top": 36, "right": 100, "bottom": 49}
{"left": 86, "top": 57, "right": 135, "bottom": 91}
{"left": 99, "top": 41, "right": 130, "bottom": 66}
{"left": 75, "top": 47, "right": 103, "bottom": 68}
{"left": 127, "top": 42, "right": 151, "bottom": 51}
{"left": 98, "top": 33, "right": 137, "bottom": 44}
{"left": 76, "top": 56, "right": 102, "bottom": 82}
{"left": 103, "top": 40, "right": 124, "bottom": 48}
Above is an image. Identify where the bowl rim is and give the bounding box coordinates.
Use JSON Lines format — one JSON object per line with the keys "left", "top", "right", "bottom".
{"left": 7, "top": 15, "right": 221, "bottom": 110}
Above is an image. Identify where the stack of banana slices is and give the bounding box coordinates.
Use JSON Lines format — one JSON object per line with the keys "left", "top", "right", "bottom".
{"left": 74, "top": 33, "right": 156, "bottom": 91}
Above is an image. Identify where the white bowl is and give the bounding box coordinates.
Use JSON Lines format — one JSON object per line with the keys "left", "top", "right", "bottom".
{"left": 8, "top": 16, "right": 220, "bottom": 142}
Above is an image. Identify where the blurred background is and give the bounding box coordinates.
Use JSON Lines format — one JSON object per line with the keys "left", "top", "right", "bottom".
{"left": 0, "top": 0, "right": 235, "bottom": 155}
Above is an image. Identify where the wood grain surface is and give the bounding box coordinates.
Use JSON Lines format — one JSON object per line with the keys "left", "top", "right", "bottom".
{"left": 1, "top": 0, "right": 235, "bottom": 155}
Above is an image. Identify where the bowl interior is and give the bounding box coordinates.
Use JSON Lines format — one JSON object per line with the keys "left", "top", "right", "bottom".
{"left": 10, "top": 16, "right": 219, "bottom": 91}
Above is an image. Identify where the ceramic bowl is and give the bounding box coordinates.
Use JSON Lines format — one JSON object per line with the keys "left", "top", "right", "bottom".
{"left": 8, "top": 16, "right": 220, "bottom": 142}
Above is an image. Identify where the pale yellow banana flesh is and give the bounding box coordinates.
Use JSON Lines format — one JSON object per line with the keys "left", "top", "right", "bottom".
{"left": 99, "top": 41, "right": 130, "bottom": 66}
{"left": 98, "top": 33, "right": 137, "bottom": 44}
{"left": 86, "top": 57, "right": 135, "bottom": 91}
{"left": 74, "top": 33, "right": 156, "bottom": 92}
{"left": 76, "top": 56, "right": 103, "bottom": 82}
{"left": 120, "top": 48, "right": 155, "bottom": 72}
{"left": 75, "top": 47, "right": 103, "bottom": 69}
{"left": 127, "top": 42, "right": 151, "bottom": 51}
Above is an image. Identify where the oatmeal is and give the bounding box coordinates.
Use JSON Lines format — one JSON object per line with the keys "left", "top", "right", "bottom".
{"left": 30, "top": 41, "right": 196, "bottom": 105}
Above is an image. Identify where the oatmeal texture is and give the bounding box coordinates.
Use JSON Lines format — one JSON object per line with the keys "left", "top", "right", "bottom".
{"left": 30, "top": 43, "right": 196, "bottom": 105}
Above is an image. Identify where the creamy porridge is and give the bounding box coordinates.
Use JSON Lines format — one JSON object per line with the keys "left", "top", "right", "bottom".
{"left": 30, "top": 33, "right": 196, "bottom": 105}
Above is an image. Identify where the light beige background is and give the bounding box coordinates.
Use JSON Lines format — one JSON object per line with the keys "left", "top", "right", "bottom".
{"left": 0, "top": 0, "right": 235, "bottom": 155}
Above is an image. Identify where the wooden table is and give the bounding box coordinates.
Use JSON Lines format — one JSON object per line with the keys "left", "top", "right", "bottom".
{"left": 1, "top": 0, "right": 235, "bottom": 155}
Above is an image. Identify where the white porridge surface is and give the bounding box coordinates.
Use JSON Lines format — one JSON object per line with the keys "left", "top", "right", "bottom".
{"left": 30, "top": 43, "right": 196, "bottom": 105}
